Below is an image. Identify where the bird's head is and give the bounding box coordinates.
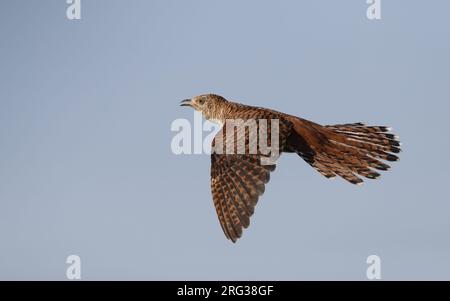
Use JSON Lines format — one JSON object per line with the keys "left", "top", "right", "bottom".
{"left": 180, "top": 94, "right": 228, "bottom": 124}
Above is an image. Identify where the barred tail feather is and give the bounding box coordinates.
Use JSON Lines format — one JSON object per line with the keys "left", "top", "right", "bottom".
{"left": 288, "top": 118, "right": 401, "bottom": 185}
{"left": 319, "top": 123, "right": 401, "bottom": 184}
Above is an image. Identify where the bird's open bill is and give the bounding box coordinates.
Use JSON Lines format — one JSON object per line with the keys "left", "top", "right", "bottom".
{"left": 180, "top": 99, "right": 192, "bottom": 107}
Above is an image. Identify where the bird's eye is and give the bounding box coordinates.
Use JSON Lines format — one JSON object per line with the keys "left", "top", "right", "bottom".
{"left": 198, "top": 98, "right": 205, "bottom": 105}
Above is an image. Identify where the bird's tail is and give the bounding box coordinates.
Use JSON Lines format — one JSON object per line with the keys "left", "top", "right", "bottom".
{"left": 288, "top": 119, "right": 401, "bottom": 184}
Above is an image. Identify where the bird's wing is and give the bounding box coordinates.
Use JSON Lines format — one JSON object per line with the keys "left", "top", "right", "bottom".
{"left": 210, "top": 117, "right": 292, "bottom": 242}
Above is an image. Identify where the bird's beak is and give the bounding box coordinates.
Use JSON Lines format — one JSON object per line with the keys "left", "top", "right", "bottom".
{"left": 180, "top": 99, "right": 192, "bottom": 107}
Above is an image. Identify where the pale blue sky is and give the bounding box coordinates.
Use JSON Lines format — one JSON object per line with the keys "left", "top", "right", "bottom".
{"left": 0, "top": 0, "right": 449, "bottom": 280}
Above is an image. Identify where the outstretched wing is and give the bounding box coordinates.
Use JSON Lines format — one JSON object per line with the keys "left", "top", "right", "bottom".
{"left": 210, "top": 116, "right": 292, "bottom": 242}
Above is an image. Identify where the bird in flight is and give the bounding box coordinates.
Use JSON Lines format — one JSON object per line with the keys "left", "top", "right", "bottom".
{"left": 180, "top": 94, "right": 401, "bottom": 243}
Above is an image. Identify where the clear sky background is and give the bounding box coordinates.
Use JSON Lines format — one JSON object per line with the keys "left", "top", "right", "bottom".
{"left": 0, "top": 0, "right": 449, "bottom": 280}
